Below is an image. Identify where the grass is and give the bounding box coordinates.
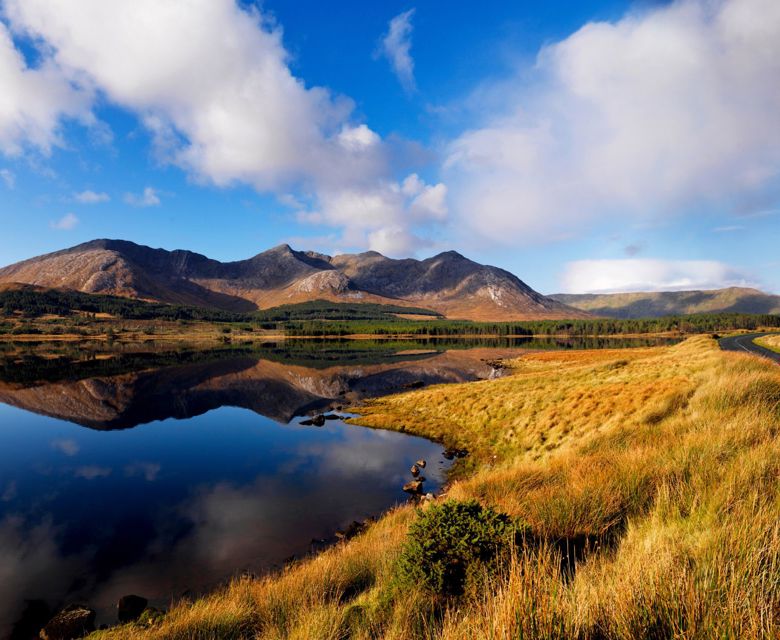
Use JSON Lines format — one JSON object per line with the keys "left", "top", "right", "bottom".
{"left": 95, "top": 336, "right": 779, "bottom": 639}
{"left": 755, "top": 334, "right": 780, "bottom": 354}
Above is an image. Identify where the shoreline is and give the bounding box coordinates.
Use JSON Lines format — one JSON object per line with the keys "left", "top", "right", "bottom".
{"left": 0, "top": 330, "right": 695, "bottom": 343}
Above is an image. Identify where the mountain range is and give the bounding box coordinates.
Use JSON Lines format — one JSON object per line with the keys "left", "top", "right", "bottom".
{"left": 550, "top": 287, "right": 780, "bottom": 318}
{"left": 0, "top": 239, "right": 587, "bottom": 321}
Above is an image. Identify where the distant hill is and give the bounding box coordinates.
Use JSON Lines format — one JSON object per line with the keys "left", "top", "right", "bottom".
{"left": 550, "top": 287, "right": 780, "bottom": 318}
{"left": 0, "top": 239, "right": 588, "bottom": 321}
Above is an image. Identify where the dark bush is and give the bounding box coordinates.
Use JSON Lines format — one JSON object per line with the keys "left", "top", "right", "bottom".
{"left": 396, "top": 499, "right": 521, "bottom": 597}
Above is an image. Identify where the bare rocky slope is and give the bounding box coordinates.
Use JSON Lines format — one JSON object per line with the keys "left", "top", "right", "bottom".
{"left": 550, "top": 287, "right": 780, "bottom": 318}
{"left": 0, "top": 239, "right": 588, "bottom": 320}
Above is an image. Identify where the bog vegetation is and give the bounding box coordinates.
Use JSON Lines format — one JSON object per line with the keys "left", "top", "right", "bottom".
{"left": 94, "top": 337, "right": 779, "bottom": 639}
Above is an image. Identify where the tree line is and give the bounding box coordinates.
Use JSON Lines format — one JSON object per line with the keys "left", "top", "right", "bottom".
{"left": 2, "top": 288, "right": 779, "bottom": 337}
{"left": 284, "top": 313, "right": 780, "bottom": 337}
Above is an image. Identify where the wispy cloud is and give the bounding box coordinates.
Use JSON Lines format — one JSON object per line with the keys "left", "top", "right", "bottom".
{"left": 0, "top": 169, "right": 15, "bottom": 189}
{"left": 712, "top": 225, "right": 745, "bottom": 233}
{"left": 51, "top": 438, "right": 80, "bottom": 456}
{"left": 124, "top": 462, "right": 161, "bottom": 482}
{"left": 74, "top": 465, "right": 111, "bottom": 480}
{"left": 561, "top": 259, "right": 756, "bottom": 294}
{"left": 49, "top": 212, "right": 79, "bottom": 230}
{"left": 74, "top": 189, "right": 109, "bottom": 204}
{"left": 377, "top": 9, "right": 416, "bottom": 93}
{"left": 124, "top": 186, "right": 160, "bottom": 207}
{"left": 623, "top": 243, "right": 644, "bottom": 257}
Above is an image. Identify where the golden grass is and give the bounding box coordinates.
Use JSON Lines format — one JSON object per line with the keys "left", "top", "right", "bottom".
{"left": 97, "top": 337, "right": 779, "bottom": 639}
{"left": 756, "top": 334, "right": 780, "bottom": 354}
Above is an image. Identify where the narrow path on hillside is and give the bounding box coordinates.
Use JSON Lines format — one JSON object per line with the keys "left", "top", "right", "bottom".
{"left": 719, "top": 332, "right": 780, "bottom": 364}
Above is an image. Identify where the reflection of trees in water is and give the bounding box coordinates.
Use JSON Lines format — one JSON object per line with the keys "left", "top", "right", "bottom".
{"left": 0, "top": 337, "right": 680, "bottom": 386}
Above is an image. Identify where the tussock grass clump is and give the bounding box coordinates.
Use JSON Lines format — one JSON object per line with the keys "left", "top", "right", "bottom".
{"left": 99, "top": 336, "right": 779, "bottom": 639}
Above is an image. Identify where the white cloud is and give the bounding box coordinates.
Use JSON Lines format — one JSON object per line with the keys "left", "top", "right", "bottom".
{"left": 410, "top": 182, "right": 447, "bottom": 220}
{"left": 377, "top": 9, "right": 417, "bottom": 93}
{"left": 561, "top": 258, "right": 755, "bottom": 293}
{"left": 712, "top": 224, "right": 745, "bottom": 232}
{"left": 124, "top": 462, "right": 161, "bottom": 482}
{"left": 309, "top": 173, "right": 447, "bottom": 255}
{"left": 51, "top": 438, "right": 80, "bottom": 456}
{"left": 74, "top": 189, "right": 109, "bottom": 204}
{"left": 367, "top": 225, "right": 427, "bottom": 256}
{"left": 0, "top": 168, "right": 15, "bottom": 188}
{"left": 337, "top": 124, "right": 381, "bottom": 151}
{"left": 4, "top": 0, "right": 360, "bottom": 191}
{"left": 124, "top": 186, "right": 160, "bottom": 207}
{"left": 0, "top": 21, "right": 91, "bottom": 157}
{"left": 49, "top": 212, "right": 79, "bottom": 230}
{"left": 445, "top": 0, "right": 780, "bottom": 246}
{"left": 73, "top": 465, "right": 112, "bottom": 480}
{"left": 4, "top": 0, "right": 443, "bottom": 254}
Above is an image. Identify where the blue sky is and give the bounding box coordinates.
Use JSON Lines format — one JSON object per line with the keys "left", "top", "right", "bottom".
{"left": 0, "top": 0, "right": 778, "bottom": 294}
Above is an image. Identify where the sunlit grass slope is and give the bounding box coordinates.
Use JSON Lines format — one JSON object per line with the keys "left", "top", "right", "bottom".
{"left": 97, "top": 337, "right": 779, "bottom": 639}
{"left": 756, "top": 334, "right": 780, "bottom": 354}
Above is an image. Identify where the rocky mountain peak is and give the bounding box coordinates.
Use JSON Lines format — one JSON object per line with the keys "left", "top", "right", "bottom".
{"left": 0, "top": 240, "right": 591, "bottom": 321}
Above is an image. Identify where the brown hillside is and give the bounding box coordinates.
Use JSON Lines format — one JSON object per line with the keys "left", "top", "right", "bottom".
{"left": 0, "top": 239, "right": 589, "bottom": 321}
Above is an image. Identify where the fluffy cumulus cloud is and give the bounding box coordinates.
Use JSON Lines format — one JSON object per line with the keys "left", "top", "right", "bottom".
{"left": 2, "top": 0, "right": 443, "bottom": 253}
{"left": 0, "top": 21, "right": 92, "bottom": 157}
{"left": 377, "top": 9, "right": 416, "bottom": 93}
{"left": 561, "top": 258, "right": 755, "bottom": 293}
{"left": 445, "top": 0, "right": 780, "bottom": 245}
{"left": 300, "top": 173, "right": 447, "bottom": 255}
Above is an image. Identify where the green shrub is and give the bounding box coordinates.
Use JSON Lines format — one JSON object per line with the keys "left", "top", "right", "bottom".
{"left": 11, "top": 325, "right": 41, "bottom": 335}
{"left": 396, "top": 499, "right": 520, "bottom": 597}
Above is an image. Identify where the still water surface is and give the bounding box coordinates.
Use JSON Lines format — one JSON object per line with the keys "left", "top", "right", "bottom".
{"left": 0, "top": 337, "right": 678, "bottom": 635}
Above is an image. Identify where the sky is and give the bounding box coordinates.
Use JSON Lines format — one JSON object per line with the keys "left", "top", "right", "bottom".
{"left": 0, "top": 0, "right": 778, "bottom": 295}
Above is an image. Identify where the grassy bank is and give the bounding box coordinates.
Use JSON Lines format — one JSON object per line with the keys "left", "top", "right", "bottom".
{"left": 95, "top": 337, "right": 779, "bottom": 639}
{"left": 756, "top": 334, "right": 780, "bottom": 354}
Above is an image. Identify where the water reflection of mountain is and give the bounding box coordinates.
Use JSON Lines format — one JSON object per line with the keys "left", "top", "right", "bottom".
{"left": 0, "top": 348, "right": 513, "bottom": 429}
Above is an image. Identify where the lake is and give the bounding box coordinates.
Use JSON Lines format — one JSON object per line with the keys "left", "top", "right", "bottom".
{"left": 0, "top": 336, "right": 678, "bottom": 635}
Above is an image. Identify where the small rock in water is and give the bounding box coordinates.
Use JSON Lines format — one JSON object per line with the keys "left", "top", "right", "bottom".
{"left": 443, "top": 447, "right": 469, "bottom": 460}
{"left": 403, "top": 479, "right": 424, "bottom": 494}
{"left": 323, "top": 413, "right": 342, "bottom": 420}
{"left": 415, "top": 459, "right": 427, "bottom": 468}
{"left": 117, "top": 594, "right": 148, "bottom": 623}
{"left": 300, "top": 414, "right": 326, "bottom": 427}
{"left": 40, "top": 605, "right": 95, "bottom": 640}
{"left": 410, "top": 464, "right": 420, "bottom": 477}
